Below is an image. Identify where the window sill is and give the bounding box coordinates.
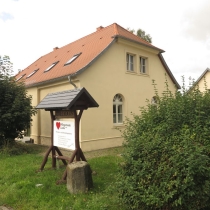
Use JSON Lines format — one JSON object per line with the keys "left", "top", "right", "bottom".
{"left": 112, "top": 124, "right": 125, "bottom": 129}
{"left": 126, "top": 71, "right": 137, "bottom": 75}
{"left": 126, "top": 71, "right": 149, "bottom": 77}
{"left": 139, "top": 73, "right": 149, "bottom": 77}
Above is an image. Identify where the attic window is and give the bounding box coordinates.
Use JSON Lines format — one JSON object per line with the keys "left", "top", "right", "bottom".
{"left": 64, "top": 53, "right": 81, "bottom": 66}
{"left": 26, "top": 69, "right": 39, "bottom": 78}
{"left": 16, "top": 74, "right": 26, "bottom": 82}
{"left": 44, "top": 61, "right": 59, "bottom": 73}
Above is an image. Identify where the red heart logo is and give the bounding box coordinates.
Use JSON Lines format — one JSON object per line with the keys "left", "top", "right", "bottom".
{"left": 56, "top": 122, "right": 60, "bottom": 129}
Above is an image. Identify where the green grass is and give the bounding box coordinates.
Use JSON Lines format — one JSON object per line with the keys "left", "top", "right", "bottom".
{"left": 0, "top": 143, "right": 124, "bottom": 210}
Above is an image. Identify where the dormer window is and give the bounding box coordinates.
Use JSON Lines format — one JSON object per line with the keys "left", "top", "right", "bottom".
{"left": 26, "top": 69, "right": 39, "bottom": 78}
{"left": 44, "top": 61, "right": 59, "bottom": 73}
{"left": 16, "top": 74, "right": 26, "bottom": 81}
{"left": 64, "top": 53, "right": 81, "bottom": 66}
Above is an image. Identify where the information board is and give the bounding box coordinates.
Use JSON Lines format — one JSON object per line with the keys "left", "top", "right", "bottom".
{"left": 53, "top": 120, "right": 75, "bottom": 150}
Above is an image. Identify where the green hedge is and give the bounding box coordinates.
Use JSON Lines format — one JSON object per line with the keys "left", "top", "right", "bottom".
{"left": 118, "top": 80, "right": 210, "bottom": 210}
{"left": 0, "top": 75, "right": 36, "bottom": 146}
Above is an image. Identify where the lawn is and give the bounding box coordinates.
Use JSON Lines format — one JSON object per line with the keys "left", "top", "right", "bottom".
{"left": 0, "top": 143, "right": 124, "bottom": 210}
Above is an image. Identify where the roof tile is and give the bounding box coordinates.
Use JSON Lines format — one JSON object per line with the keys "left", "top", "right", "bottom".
{"left": 15, "top": 23, "right": 164, "bottom": 87}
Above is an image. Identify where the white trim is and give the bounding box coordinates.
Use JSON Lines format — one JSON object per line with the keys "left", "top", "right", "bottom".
{"left": 113, "top": 94, "right": 123, "bottom": 124}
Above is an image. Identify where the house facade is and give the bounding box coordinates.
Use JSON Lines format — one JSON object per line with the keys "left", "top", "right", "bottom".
{"left": 15, "top": 23, "right": 180, "bottom": 151}
{"left": 191, "top": 68, "right": 210, "bottom": 92}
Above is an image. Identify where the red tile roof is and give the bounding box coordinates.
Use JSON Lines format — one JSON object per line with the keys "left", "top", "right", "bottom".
{"left": 15, "top": 23, "right": 179, "bottom": 88}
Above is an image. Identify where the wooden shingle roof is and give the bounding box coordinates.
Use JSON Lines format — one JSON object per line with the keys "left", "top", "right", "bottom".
{"left": 36, "top": 87, "right": 99, "bottom": 111}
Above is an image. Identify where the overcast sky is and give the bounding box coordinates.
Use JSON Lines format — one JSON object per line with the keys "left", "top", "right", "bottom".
{"left": 0, "top": 0, "right": 210, "bottom": 86}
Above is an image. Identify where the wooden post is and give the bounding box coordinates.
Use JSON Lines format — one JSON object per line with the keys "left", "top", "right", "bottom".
{"left": 74, "top": 109, "right": 83, "bottom": 161}
{"left": 50, "top": 111, "right": 56, "bottom": 168}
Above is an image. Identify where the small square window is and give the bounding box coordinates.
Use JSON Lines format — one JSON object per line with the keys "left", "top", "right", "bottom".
{"left": 140, "top": 57, "right": 147, "bottom": 74}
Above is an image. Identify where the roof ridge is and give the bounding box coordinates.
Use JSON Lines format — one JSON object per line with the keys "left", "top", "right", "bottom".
{"left": 111, "top": 24, "right": 164, "bottom": 52}
{"left": 113, "top": 23, "right": 119, "bottom": 35}
{"left": 107, "top": 23, "right": 159, "bottom": 50}
{"left": 52, "top": 25, "right": 110, "bottom": 51}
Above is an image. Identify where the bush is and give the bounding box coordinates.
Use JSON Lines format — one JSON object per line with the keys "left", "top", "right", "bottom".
{"left": 117, "top": 79, "right": 210, "bottom": 210}
{"left": 0, "top": 141, "right": 38, "bottom": 156}
{"left": 0, "top": 75, "right": 36, "bottom": 146}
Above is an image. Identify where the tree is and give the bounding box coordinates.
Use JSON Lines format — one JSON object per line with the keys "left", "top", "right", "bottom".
{"left": 127, "top": 28, "right": 152, "bottom": 43}
{"left": 136, "top": 28, "right": 152, "bottom": 43}
{"left": 117, "top": 79, "right": 210, "bottom": 210}
{"left": 0, "top": 55, "right": 13, "bottom": 77}
{"left": 0, "top": 56, "right": 36, "bottom": 147}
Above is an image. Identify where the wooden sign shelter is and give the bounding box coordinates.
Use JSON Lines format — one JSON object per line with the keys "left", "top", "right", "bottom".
{"left": 36, "top": 87, "right": 99, "bottom": 182}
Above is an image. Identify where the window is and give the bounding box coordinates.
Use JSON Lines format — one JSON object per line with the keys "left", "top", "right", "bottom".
{"left": 15, "top": 74, "right": 26, "bottom": 81}
{"left": 140, "top": 57, "right": 147, "bottom": 74}
{"left": 64, "top": 53, "right": 81, "bottom": 66}
{"left": 26, "top": 69, "right": 39, "bottom": 78}
{"left": 113, "top": 94, "right": 123, "bottom": 124}
{"left": 126, "top": 53, "right": 134, "bottom": 71}
{"left": 44, "top": 61, "right": 59, "bottom": 72}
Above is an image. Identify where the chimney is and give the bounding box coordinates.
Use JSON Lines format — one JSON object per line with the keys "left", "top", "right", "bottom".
{"left": 96, "top": 26, "right": 104, "bottom": 31}
{"left": 53, "top": 47, "right": 59, "bottom": 51}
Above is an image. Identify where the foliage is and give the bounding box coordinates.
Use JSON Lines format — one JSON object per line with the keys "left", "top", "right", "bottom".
{"left": 0, "top": 73, "right": 36, "bottom": 146}
{"left": 0, "top": 145, "right": 124, "bottom": 210}
{"left": 0, "top": 141, "right": 45, "bottom": 156}
{"left": 136, "top": 29, "right": 152, "bottom": 43}
{"left": 0, "top": 55, "right": 13, "bottom": 76}
{"left": 127, "top": 28, "right": 152, "bottom": 43}
{"left": 117, "top": 78, "right": 210, "bottom": 210}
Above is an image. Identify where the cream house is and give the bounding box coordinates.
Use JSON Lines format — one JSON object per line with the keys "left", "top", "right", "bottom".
{"left": 15, "top": 23, "right": 180, "bottom": 151}
{"left": 190, "top": 68, "right": 210, "bottom": 92}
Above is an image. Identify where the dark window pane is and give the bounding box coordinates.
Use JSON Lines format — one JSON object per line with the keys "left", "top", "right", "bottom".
{"left": 113, "top": 105, "right": 116, "bottom": 113}
{"left": 118, "top": 114, "right": 123, "bottom": 123}
{"left": 113, "top": 114, "right": 116, "bottom": 123}
{"left": 118, "top": 105, "right": 122, "bottom": 113}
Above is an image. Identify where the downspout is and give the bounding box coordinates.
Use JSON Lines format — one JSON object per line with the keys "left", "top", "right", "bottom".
{"left": 68, "top": 75, "right": 77, "bottom": 89}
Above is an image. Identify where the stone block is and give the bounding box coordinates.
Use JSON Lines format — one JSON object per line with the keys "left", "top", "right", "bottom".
{"left": 67, "top": 161, "right": 93, "bottom": 194}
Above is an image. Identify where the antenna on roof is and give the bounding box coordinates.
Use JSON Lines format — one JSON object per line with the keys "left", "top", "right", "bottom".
{"left": 68, "top": 75, "right": 77, "bottom": 89}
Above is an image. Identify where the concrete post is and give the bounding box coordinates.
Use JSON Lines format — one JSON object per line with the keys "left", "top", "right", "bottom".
{"left": 67, "top": 161, "right": 93, "bottom": 194}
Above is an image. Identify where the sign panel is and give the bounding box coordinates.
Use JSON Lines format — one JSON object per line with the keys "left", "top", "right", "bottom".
{"left": 55, "top": 110, "right": 74, "bottom": 118}
{"left": 53, "top": 120, "right": 75, "bottom": 150}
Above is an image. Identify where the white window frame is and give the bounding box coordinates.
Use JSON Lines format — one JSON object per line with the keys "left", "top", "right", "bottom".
{"left": 126, "top": 53, "right": 134, "bottom": 72}
{"left": 140, "top": 57, "right": 147, "bottom": 74}
{"left": 44, "top": 61, "right": 59, "bottom": 72}
{"left": 15, "top": 74, "right": 26, "bottom": 81}
{"left": 113, "top": 94, "right": 123, "bottom": 124}
{"left": 64, "top": 53, "right": 81, "bottom": 66}
{"left": 26, "top": 69, "right": 39, "bottom": 78}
